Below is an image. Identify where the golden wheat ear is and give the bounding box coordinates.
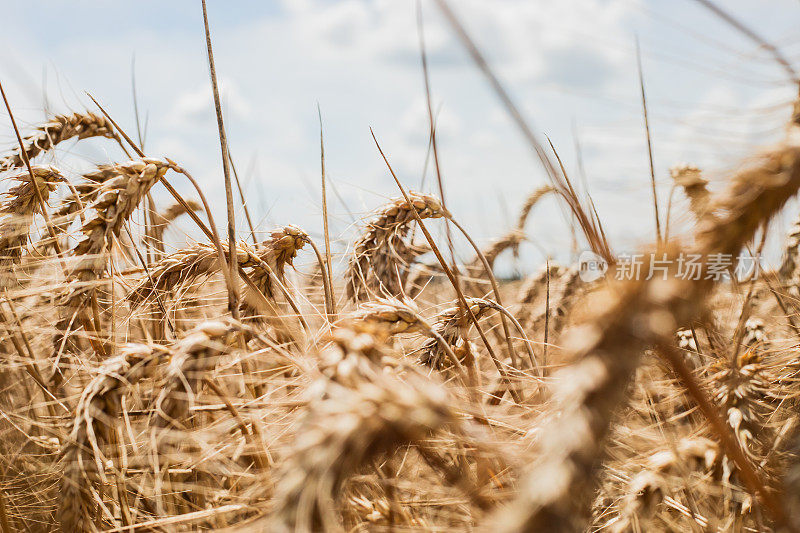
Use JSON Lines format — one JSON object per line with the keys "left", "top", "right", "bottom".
{"left": 148, "top": 198, "right": 203, "bottom": 252}
{"left": 59, "top": 343, "right": 163, "bottom": 532}
{"left": 0, "top": 166, "right": 63, "bottom": 269}
{"left": 154, "top": 319, "right": 244, "bottom": 431}
{"left": 267, "top": 325, "right": 488, "bottom": 533}
{"left": 779, "top": 211, "right": 800, "bottom": 294}
{"left": 416, "top": 298, "right": 495, "bottom": 370}
{"left": 345, "top": 192, "right": 447, "bottom": 302}
{"left": 70, "top": 159, "right": 171, "bottom": 283}
{"left": 463, "top": 185, "right": 554, "bottom": 293}
{"left": 671, "top": 163, "right": 712, "bottom": 223}
{"left": 0, "top": 112, "right": 119, "bottom": 171}
{"left": 241, "top": 225, "right": 308, "bottom": 308}
{"left": 128, "top": 241, "right": 239, "bottom": 306}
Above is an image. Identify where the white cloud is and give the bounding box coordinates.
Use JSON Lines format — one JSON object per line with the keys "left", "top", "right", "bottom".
{"left": 169, "top": 79, "right": 253, "bottom": 127}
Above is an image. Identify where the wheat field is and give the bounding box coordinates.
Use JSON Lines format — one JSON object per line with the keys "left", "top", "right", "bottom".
{"left": 2, "top": 2, "right": 800, "bottom": 532}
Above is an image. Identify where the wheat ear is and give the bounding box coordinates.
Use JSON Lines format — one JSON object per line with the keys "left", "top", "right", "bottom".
{"left": 781, "top": 430, "right": 800, "bottom": 529}
{"left": 70, "top": 159, "right": 170, "bottom": 285}
{"left": 779, "top": 211, "right": 800, "bottom": 290}
{"left": 154, "top": 319, "right": 243, "bottom": 430}
{"left": 269, "top": 326, "right": 476, "bottom": 532}
{"left": 59, "top": 343, "right": 159, "bottom": 532}
{"left": 515, "top": 185, "right": 555, "bottom": 230}
{"left": 417, "top": 298, "right": 496, "bottom": 369}
{"left": 54, "top": 159, "right": 171, "bottom": 375}
{"left": 671, "top": 163, "right": 712, "bottom": 223}
{"left": 599, "top": 436, "right": 719, "bottom": 532}
{"left": 149, "top": 199, "right": 203, "bottom": 248}
{"left": 344, "top": 299, "right": 468, "bottom": 376}
{"left": 129, "top": 240, "right": 262, "bottom": 305}
{"left": 346, "top": 192, "right": 447, "bottom": 301}
{"left": 466, "top": 185, "right": 554, "bottom": 277}
{"left": 240, "top": 225, "right": 308, "bottom": 312}
{"left": 709, "top": 348, "right": 772, "bottom": 461}
{"left": 0, "top": 166, "right": 63, "bottom": 268}
{"left": 0, "top": 111, "right": 119, "bottom": 171}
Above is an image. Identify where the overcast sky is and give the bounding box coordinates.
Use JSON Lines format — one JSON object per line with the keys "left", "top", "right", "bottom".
{"left": 2, "top": 0, "right": 799, "bottom": 274}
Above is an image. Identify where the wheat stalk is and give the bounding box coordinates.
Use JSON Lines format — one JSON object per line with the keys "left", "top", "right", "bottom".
{"left": 517, "top": 262, "right": 565, "bottom": 307}
{"left": 595, "top": 325, "right": 792, "bottom": 532}
{"left": 523, "top": 267, "right": 583, "bottom": 348}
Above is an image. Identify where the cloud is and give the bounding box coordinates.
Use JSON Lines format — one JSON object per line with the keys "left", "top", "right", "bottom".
{"left": 169, "top": 79, "right": 253, "bottom": 127}
{"left": 539, "top": 45, "right": 616, "bottom": 89}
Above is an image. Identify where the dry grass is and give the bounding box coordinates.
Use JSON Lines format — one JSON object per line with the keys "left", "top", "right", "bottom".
{"left": 1, "top": 26, "right": 800, "bottom": 533}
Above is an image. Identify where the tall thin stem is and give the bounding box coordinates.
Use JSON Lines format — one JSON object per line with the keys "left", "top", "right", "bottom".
{"left": 202, "top": 0, "right": 240, "bottom": 319}
{"left": 317, "top": 105, "right": 336, "bottom": 320}
{"left": 636, "top": 38, "right": 662, "bottom": 247}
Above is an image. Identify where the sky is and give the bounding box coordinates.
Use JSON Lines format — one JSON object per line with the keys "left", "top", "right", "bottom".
{"left": 2, "top": 0, "right": 799, "bottom": 275}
